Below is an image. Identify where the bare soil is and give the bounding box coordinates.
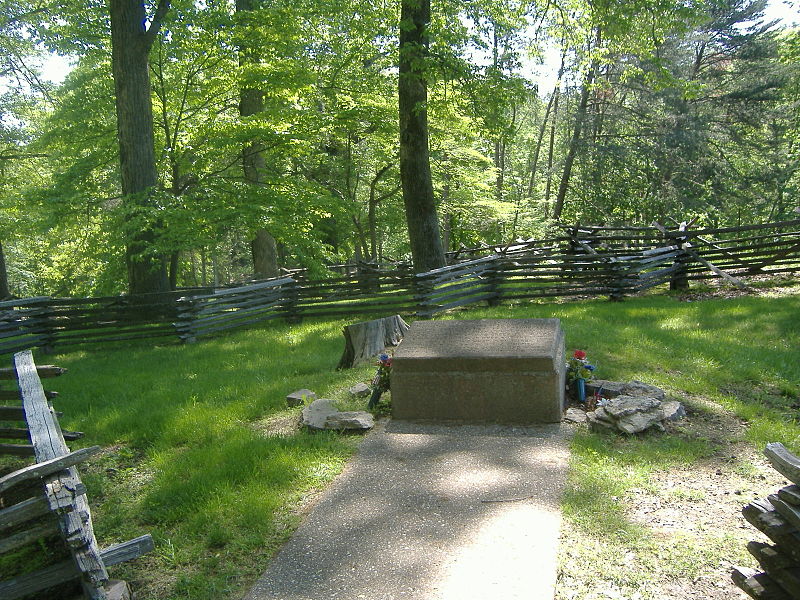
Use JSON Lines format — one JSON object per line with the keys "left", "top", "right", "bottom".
{"left": 558, "top": 393, "right": 791, "bottom": 600}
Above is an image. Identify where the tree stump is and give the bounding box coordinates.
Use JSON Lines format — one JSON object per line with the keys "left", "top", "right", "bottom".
{"left": 337, "top": 315, "right": 410, "bottom": 369}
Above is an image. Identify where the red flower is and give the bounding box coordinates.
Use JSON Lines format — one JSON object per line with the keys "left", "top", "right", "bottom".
{"left": 573, "top": 350, "right": 587, "bottom": 360}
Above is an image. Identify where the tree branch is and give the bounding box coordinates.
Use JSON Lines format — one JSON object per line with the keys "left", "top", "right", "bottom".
{"left": 143, "top": 0, "right": 171, "bottom": 51}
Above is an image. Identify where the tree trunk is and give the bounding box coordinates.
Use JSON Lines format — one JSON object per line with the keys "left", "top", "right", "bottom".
{"left": 398, "top": 0, "right": 445, "bottom": 273}
{"left": 251, "top": 229, "right": 279, "bottom": 280}
{"left": 109, "top": 0, "right": 170, "bottom": 295}
{"left": 494, "top": 137, "right": 506, "bottom": 202}
{"left": 237, "top": 0, "right": 279, "bottom": 280}
{"left": 0, "top": 240, "right": 10, "bottom": 299}
{"left": 552, "top": 64, "right": 596, "bottom": 221}
{"left": 528, "top": 52, "right": 566, "bottom": 200}
{"left": 368, "top": 164, "right": 395, "bottom": 260}
{"left": 543, "top": 83, "right": 562, "bottom": 216}
{"left": 337, "top": 315, "right": 410, "bottom": 369}
{"left": 168, "top": 251, "right": 179, "bottom": 290}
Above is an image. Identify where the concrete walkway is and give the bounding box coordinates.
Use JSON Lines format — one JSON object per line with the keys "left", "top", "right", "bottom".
{"left": 245, "top": 421, "right": 572, "bottom": 600}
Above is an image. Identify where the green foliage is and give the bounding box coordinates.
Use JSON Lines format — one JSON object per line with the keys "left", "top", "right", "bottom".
{"left": 0, "top": 0, "right": 797, "bottom": 294}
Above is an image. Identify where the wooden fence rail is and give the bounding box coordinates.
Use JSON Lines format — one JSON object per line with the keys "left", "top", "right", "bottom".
{"left": 0, "top": 350, "right": 153, "bottom": 599}
{"left": 0, "top": 219, "right": 797, "bottom": 351}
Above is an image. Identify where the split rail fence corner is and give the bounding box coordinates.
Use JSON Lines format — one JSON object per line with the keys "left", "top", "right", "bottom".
{"left": 0, "top": 350, "right": 153, "bottom": 600}
{"left": 0, "top": 218, "right": 798, "bottom": 351}
{"left": 734, "top": 442, "right": 800, "bottom": 599}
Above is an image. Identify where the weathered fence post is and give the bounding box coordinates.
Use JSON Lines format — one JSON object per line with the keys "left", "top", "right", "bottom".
{"left": 655, "top": 221, "right": 692, "bottom": 291}
{"left": 607, "top": 258, "right": 628, "bottom": 302}
{"left": 281, "top": 278, "right": 301, "bottom": 323}
{"left": 173, "top": 296, "right": 199, "bottom": 343}
{"left": 38, "top": 301, "right": 56, "bottom": 354}
{"left": 486, "top": 254, "right": 503, "bottom": 307}
{"left": 414, "top": 271, "right": 436, "bottom": 319}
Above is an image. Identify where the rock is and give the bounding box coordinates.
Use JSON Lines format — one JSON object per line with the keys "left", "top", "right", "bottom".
{"left": 585, "top": 379, "right": 626, "bottom": 398}
{"left": 301, "top": 400, "right": 375, "bottom": 432}
{"left": 615, "top": 407, "right": 666, "bottom": 434}
{"left": 621, "top": 380, "right": 665, "bottom": 401}
{"left": 348, "top": 382, "right": 371, "bottom": 398}
{"left": 587, "top": 411, "right": 618, "bottom": 433}
{"left": 662, "top": 400, "right": 686, "bottom": 421}
{"left": 301, "top": 399, "right": 338, "bottom": 429}
{"left": 103, "top": 581, "right": 131, "bottom": 600}
{"left": 564, "top": 407, "right": 587, "bottom": 424}
{"left": 324, "top": 411, "right": 374, "bottom": 431}
{"left": 287, "top": 389, "right": 317, "bottom": 407}
{"left": 603, "top": 395, "right": 661, "bottom": 420}
{"left": 592, "top": 406, "right": 616, "bottom": 424}
{"left": 585, "top": 379, "right": 666, "bottom": 402}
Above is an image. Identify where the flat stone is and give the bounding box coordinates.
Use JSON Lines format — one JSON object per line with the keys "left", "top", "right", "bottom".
{"left": 391, "top": 319, "right": 565, "bottom": 424}
{"left": 621, "top": 380, "right": 665, "bottom": 401}
{"left": 301, "top": 399, "right": 338, "bottom": 430}
{"left": 564, "top": 407, "right": 587, "bottom": 424}
{"left": 348, "top": 382, "right": 371, "bottom": 398}
{"left": 287, "top": 389, "right": 317, "bottom": 407}
{"left": 616, "top": 408, "right": 665, "bottom": 434}
{"left": 592, "top": 406, "right": 615, "bottom": 424}
{"left": 662, "top": 400, "right": 687, "bottom": 421}
{"left": 585, "top": 380, "right": 626, "bottom": 398}
{"left": 586, "top": 411, "right": 617, "bottom": 433}
{"left": 324, "top": 411, "right": 374, "bottom": 431}
{"left": 603, "top": 395, "right": 661, "bottom": 419}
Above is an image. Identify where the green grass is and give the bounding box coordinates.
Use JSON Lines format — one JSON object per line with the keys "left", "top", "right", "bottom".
{"left": 2, "top": 317, "right": 379, "bottom": 599}
{"left": 2, "top": 289, "right": 799, "bottom": 599}
{"left": 459, "top": 290, "right": 800, "bottom": 598}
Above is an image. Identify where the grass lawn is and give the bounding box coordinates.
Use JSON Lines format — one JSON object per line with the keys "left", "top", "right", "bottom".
{"left": 1, "top": 284, "right": 799, "bottom": 599}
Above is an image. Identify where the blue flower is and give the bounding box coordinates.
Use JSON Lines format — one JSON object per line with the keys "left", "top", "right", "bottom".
{"left": 585, "top": 364, "right": 596, "bottom": 371}
{"left": 379, "top": 353, "right": 389, "bottom": 362}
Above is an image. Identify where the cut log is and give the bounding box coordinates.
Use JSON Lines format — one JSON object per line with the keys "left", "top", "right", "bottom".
{"left": 743, "top": 499, "right": 800, "bottom": 563}
{"left": 732, "top": 566, "right": 792, "bottom": 600}
{"left": 0, "top": 521, "right": 60, "bottom": 554}
{"left": 0, "top": 445, "right": 100, "bottom": 493}
{"left": 770, "top": 494, "right": 800, "bottom": 533}
{"left": 749, "top": 542, "right": 800, "bottom": 598}
{"left": 0, "top": 534, "right": 153, "bottom": 600}
{"left": 779, "top": 485, "right": 800, "bottom": 506}
{"left": 0, "top": 389, "right": 58, "bottom": 400}
{"left": 337, "top": 315, "right": 410, "bottom": 369}
{"left": 0, "top": 496, "right": 51, "bottom": 532}
{"left": 14, "top": 350, "right": 108, "bottom": 597}
{"left": 765, "top": 443, "right": 800, "bottom": 486}
{"left": 0, "top": 364, "right": 66, "bottom": 380}
{"left": 0, "top": 443, "right": 34, "bottom": 456}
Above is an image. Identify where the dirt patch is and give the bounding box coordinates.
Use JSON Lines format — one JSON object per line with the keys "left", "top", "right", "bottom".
{"left": 252, "top": 412, "right": 300, "bottom": 437}
{"left": 676, "top": 275, "right": 800, "bottom": 302}
{"left": 558, "top": 395, "right": 790, "bottom": 600}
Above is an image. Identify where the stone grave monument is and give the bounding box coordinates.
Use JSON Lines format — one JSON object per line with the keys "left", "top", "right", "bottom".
{"left": 391, "top": 318, "right": 566, "bottom": 423}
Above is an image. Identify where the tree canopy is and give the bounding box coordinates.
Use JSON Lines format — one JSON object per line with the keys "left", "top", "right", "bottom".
{"left": 0, "top": 0, "right": 796, "bottom": 295}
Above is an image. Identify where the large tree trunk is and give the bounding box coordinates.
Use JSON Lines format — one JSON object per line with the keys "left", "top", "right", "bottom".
{"left": 110, "top": 0, "right": 170, "bottom": 295}
{"left": 251, "top": 229, "right": 279, "bottom": 279}
{"left": 237, "top": 0, "right": 279, "bottom": 280}
{"left": 398, "top": 0, "right": 446, "bottom": 273}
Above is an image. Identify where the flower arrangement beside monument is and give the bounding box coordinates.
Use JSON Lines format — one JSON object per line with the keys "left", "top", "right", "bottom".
{"left": 566, "top": 349, "right": 595, "bottom": 403}
{"left": 368, "top": 353, "right": 392, "bottom": 409}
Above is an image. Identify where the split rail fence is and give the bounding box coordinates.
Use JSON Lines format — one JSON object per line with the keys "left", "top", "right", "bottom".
{"left": 0, "top": 218, "right": 798, "bottom": 352}
{"left": 0, "top": 350, "right": 153, "bottom": 599}
{"left": 734, "top": 442, "right": 800, "bottom": 599}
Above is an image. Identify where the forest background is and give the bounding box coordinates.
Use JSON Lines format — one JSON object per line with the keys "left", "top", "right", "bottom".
{"left": 1, "top": 0, "right": 799, "bottom": 298}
